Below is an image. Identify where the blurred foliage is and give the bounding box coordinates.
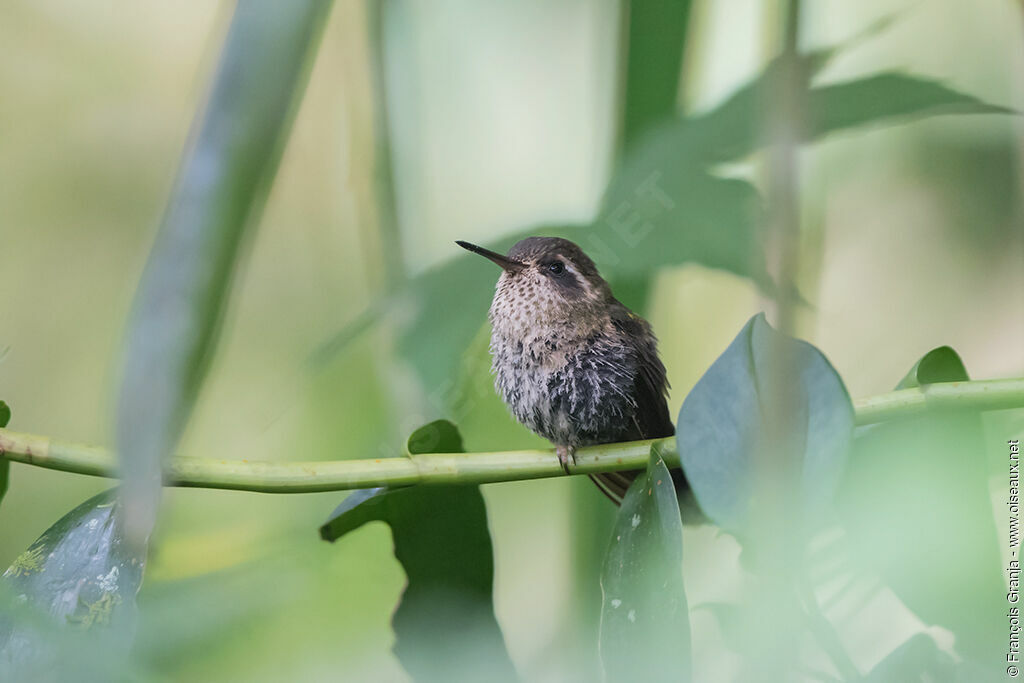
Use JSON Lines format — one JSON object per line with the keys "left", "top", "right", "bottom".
{"left": 116, "top": 0, "right": 333, "bottom": 547}
{"left": 0, "top": 401, "right": 9, "bottom": 508}
{"left": 599, "top": 445, "right": 691, "bottom": 682}
{"left": 620, "top": 0, "right": 693, "bottom": 152}
{"left": 677, "top": 314, "right": 852, "bottom": 535}
{"left": 371, "top": 38, "right": 1010, "bottom": 404}
{"left": 838, "top": 346, "right": 1005, "bottom": 672}
{"left": 862, "top": 633, "right": 957, "bottom": 682}
{"left": 0, "top": 491, "right": 144, "bottom": 678}
{"left": 912, "top": 139, "right": 1021, "bottom": 248}
{"left": 321, "top": 421, "right": 515, "bottom": 682}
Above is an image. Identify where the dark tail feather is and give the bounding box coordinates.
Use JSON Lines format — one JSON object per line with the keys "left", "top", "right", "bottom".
{"left": 588, "top": 471, "right": 635, "bottom": 504}
{"left": 590, "top": 468, "right": 704, "bottom": 523}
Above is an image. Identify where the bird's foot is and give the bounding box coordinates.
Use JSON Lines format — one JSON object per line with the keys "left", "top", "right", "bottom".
{"left": 556, "top": 445, "right": 576, "bottom": 475}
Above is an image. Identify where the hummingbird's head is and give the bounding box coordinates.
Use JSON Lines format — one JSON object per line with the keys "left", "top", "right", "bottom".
{"left": 456, "top": 236, "right": 612, "bottom": 336}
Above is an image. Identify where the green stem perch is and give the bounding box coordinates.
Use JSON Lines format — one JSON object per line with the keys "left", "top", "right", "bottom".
{"left": 851, "top": 378, "right": 1024, "bottom": 424}
{"left": 1, "top": 378, "right": 1022, "bottom": 494}
{"left": 0, "top": 431, "right": 656, "bottom": 493}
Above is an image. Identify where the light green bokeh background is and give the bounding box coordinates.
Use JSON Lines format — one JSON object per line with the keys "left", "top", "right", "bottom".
{"left": 1, "top": 1, "right": 1022, "bottom": 680}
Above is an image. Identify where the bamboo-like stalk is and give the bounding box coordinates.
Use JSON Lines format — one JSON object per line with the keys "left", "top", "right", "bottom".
{"left": 1, "top": 377, "right": 1022, "bottom": 493}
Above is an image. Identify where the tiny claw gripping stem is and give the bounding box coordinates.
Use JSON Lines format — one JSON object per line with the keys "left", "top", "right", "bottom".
{"left": 556, "top": 445, "right": 576, "bottom": 475}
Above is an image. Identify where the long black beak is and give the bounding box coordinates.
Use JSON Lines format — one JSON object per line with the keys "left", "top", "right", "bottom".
{"left": 456, "top": 240, "right": 525, "bottom": 272}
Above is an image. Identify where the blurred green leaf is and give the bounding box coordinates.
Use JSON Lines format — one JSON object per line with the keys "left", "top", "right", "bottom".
{"left": 599, "top": 444, "right": 690, "bottom": 682}
{"left": 676, "top": 314, "right": 853, "bottom": 534}
{"left": 863, "top": 633, "right": 956, "bottom": 682}
{"left": 640, "top": 61, "right": 1012, "bottom": 169}
{"left": 604, "top": 275, "right": 654, "bottom": 317}
{"left": 677, "top": 48, "right": 842, "bottom": 163}
{"left": 0, "top": 491, "right": 145, "bottom": 676}
{"left": 0, "top": 401, "right": 10, "bottom": 508}
{"left": 116, "top": 0, "right": 332, "bottom": 545}
{"left": 598, "top": 169, "right": 766, "bottom": 284}
{"left": 838, "top": 346, "right": 1003, "bottom": 668}
{"left": 320, "top": 420, "right": 515, "bottom": 683}
{"left": 620, "top": 0, "right": 693, "bottom": 151}
{"left": 808, "top": 73, "right": 1014, "bottom": 142}
{"left": 600, "top": 61, "right": 1011, "bottom": 296}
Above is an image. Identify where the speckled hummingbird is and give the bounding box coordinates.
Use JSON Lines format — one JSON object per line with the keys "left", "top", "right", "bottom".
{"left": 456, "top": 236, "right": 688, "bottom": 504}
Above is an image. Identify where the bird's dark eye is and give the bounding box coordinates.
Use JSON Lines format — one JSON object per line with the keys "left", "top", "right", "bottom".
{"left": 547, "top": 261, "right": 565, "bottom": 275}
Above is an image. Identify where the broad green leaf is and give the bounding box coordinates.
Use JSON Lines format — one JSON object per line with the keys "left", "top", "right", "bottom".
{"left": 320, "top": 420, "right": 515, "bottom": 683}
{"left": 0, "top": 491, "right": 145, "bottom": 677}
{"left": 676, "top": 313, "right": 853, "bottom": 534}
{"left": 0, "top": 401, "right": 10, "bottom": 509}
{"left": 116, "top": 0, "right": 332, "bottom": 545}
{"left": 838, "top": 346, "right": 1003, "bottom": 668}
{"left": 599, "top": 444, "right": 691, "bottom": 682}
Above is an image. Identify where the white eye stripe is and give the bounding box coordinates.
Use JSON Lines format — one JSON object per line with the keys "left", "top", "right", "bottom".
{"left": 560, "top": 263, "right": 583, "bottom": 283}
{"left": 549, "top": 256, "right": 577, "bottom": 275}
